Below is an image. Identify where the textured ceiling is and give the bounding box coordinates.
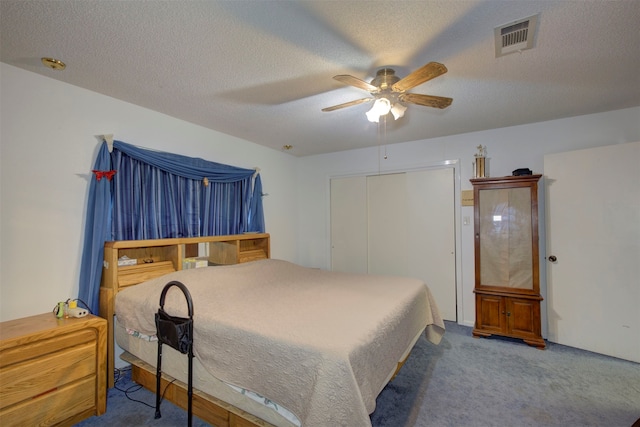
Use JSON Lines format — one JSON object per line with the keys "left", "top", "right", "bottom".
{"left": 1, "top": 0, "right": 639, "bottom": 156}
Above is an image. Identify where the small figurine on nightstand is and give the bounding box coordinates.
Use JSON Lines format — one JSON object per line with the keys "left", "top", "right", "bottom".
{"left": 473, "top": 145, "right": 488, "bottom": 178}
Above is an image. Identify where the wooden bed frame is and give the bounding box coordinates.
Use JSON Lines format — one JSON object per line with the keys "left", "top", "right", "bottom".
{"left": 99, "top": 233, "right": 412, "bottom": 427}
{"left": 120, "top": 349, "right": 409, "bottom": 427}
{"left": 120, "top": 352, "right": 276, "bottom": 427}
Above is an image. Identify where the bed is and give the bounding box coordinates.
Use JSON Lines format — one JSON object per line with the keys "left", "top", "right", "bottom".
{"left": 114, "top": 258, "right": 445, "bottom": 427}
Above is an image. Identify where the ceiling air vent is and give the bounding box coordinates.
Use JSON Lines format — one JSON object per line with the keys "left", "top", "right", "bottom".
{"left": 494, "top": 14, "right": 539, "bottom": 57}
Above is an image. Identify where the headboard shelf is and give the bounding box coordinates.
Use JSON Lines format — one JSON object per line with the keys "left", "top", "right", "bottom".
{"left": 209, "top": 237, "right": 269, "bottom": 265}
{"left": 99, "top": 233, "right": 270, "bottom": 387}
{"left": 117, "top": 261, "right": 176, "bottom": 287}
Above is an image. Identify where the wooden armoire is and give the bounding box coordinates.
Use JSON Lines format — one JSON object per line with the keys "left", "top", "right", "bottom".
{"left": 471, "top": 174, "right": 545, "bottom": 349}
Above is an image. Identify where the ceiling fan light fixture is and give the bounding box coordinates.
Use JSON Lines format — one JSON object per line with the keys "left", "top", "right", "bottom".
{"left": 366, "top": 97, "right": 391, "bottom": 122}
{"left": 365, "top": 109, "right": 380, "bottom": 123}
{"left": 323, "top": 62, "right": 451, "bottom": 119}
{"left": 390, "top": 102, "right": 407, "bottom": 120}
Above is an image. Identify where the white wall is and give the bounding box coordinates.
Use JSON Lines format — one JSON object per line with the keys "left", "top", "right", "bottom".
{"left": 0, "top": 63, "right": 298, "bottom": 321}
{"left": 2, "top": 62, "right": 639, "bottom": 329}
{"left": 296, "top": 106, "right": 640, "bottom": 327}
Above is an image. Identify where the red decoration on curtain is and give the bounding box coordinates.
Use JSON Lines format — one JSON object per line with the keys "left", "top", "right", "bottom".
{"left": 92, "top": 170, "right": 117, "bottom": 181}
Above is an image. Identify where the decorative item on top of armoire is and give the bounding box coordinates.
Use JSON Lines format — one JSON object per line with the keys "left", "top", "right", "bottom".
{"left": 473, "top": 145, "right": 488, "bottom": 178}
{"left": 471, "top": 174, "right": 545, "bottom": 349}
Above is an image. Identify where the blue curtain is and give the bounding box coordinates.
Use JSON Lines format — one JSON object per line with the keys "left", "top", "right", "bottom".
{"left": 78, "top": 143, "right": 113, "bottom": 314}
{"left": 79, "top": 140, "right": 265, "bottom": 314}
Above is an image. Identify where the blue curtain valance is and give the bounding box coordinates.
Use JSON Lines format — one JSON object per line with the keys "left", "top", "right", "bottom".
{"left": 113, "top": 141, "right": 256, "bottom": 182}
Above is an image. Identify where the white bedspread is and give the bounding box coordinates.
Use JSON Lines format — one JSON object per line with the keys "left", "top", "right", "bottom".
{"left": 115, "top": 259, "right": 444, "bottom": 427}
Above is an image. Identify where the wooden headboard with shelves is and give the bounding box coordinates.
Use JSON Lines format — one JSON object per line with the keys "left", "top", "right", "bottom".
{"left": 99, "top": 233, "right": 270, "bottom": 386}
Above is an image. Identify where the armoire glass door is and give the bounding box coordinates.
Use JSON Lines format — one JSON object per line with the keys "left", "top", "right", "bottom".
{"left": 478, "top": 186, "right": 533, "bottom": 290}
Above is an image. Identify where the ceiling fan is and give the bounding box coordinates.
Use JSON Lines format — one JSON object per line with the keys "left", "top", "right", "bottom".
{"left": 322, "top": 62, "right": 452, "bottom": 122}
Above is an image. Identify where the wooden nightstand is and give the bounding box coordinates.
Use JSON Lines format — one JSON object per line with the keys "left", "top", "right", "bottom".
{"left": 0, "top": 313, "right": 107, "bottom": 426}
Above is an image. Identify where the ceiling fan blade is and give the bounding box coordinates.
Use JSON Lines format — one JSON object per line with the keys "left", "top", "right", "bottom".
{"left": 322, "top": 98, "right": 373, "bottom": 112}
{"left": 400, "top": 93, "right": 453, "bottom": 109}
{"left": 333, "top": 75, "right": 378, "bottom": 92}
{"left": 392, "top": 62, "right": 448, "bottom": 92}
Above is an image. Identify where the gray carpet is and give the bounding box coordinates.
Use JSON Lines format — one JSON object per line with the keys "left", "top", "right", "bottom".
{"left": 76, "top": 321, "right": 640, "bottom": 426}
{"left": 371, "top": 322, "right": 639, "bottom": 427}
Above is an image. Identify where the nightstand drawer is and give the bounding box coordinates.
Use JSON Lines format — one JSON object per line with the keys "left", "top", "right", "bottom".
{"left": 0, "top": 328, "right": 95, "bottom": 367}
{"left": 0, "top": 340, "right": 96, "bottom": 408}
{"left": 0, "top": 376, "right": 96, "bottom": 427}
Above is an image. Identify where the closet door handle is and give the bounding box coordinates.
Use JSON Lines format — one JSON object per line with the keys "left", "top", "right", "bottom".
{"left": 548, "top": 255, "right": 557, "bottom": 262}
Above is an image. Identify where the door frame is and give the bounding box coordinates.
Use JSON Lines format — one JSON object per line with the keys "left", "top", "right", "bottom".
{"left": 327, "top": 159, "right": 463, "bottom": 323}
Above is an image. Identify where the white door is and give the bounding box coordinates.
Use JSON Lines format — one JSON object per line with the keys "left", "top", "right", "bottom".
{"left": 330, "top": 168, "right": 457, "bottom": 321}
{"left": 367, "top": 173, "right": 409, "bottom": 276}
{"left": 406, "top": 169, "right": 456, "bottom": 321}
{"left": 544, "top": 141, "right": 640, "bottom": 362}
{"left": 330, "top": 176, "right": 368, "bottom": 273}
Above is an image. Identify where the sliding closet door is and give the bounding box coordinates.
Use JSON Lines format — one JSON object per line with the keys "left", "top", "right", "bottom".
{"left": 368, "top": 170, "right": 456, "bottom": 320}
{"left": 330, "top": 176, "right": 368, "bottom": 273}
{"left": 406, "top": 169, "right": 456, "bottom": 321}
{"left": 367, "top": 173, "right": 409, "bottom": 276}
{"left": 330, "top": 169, "right": 456, "bottom": 321}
